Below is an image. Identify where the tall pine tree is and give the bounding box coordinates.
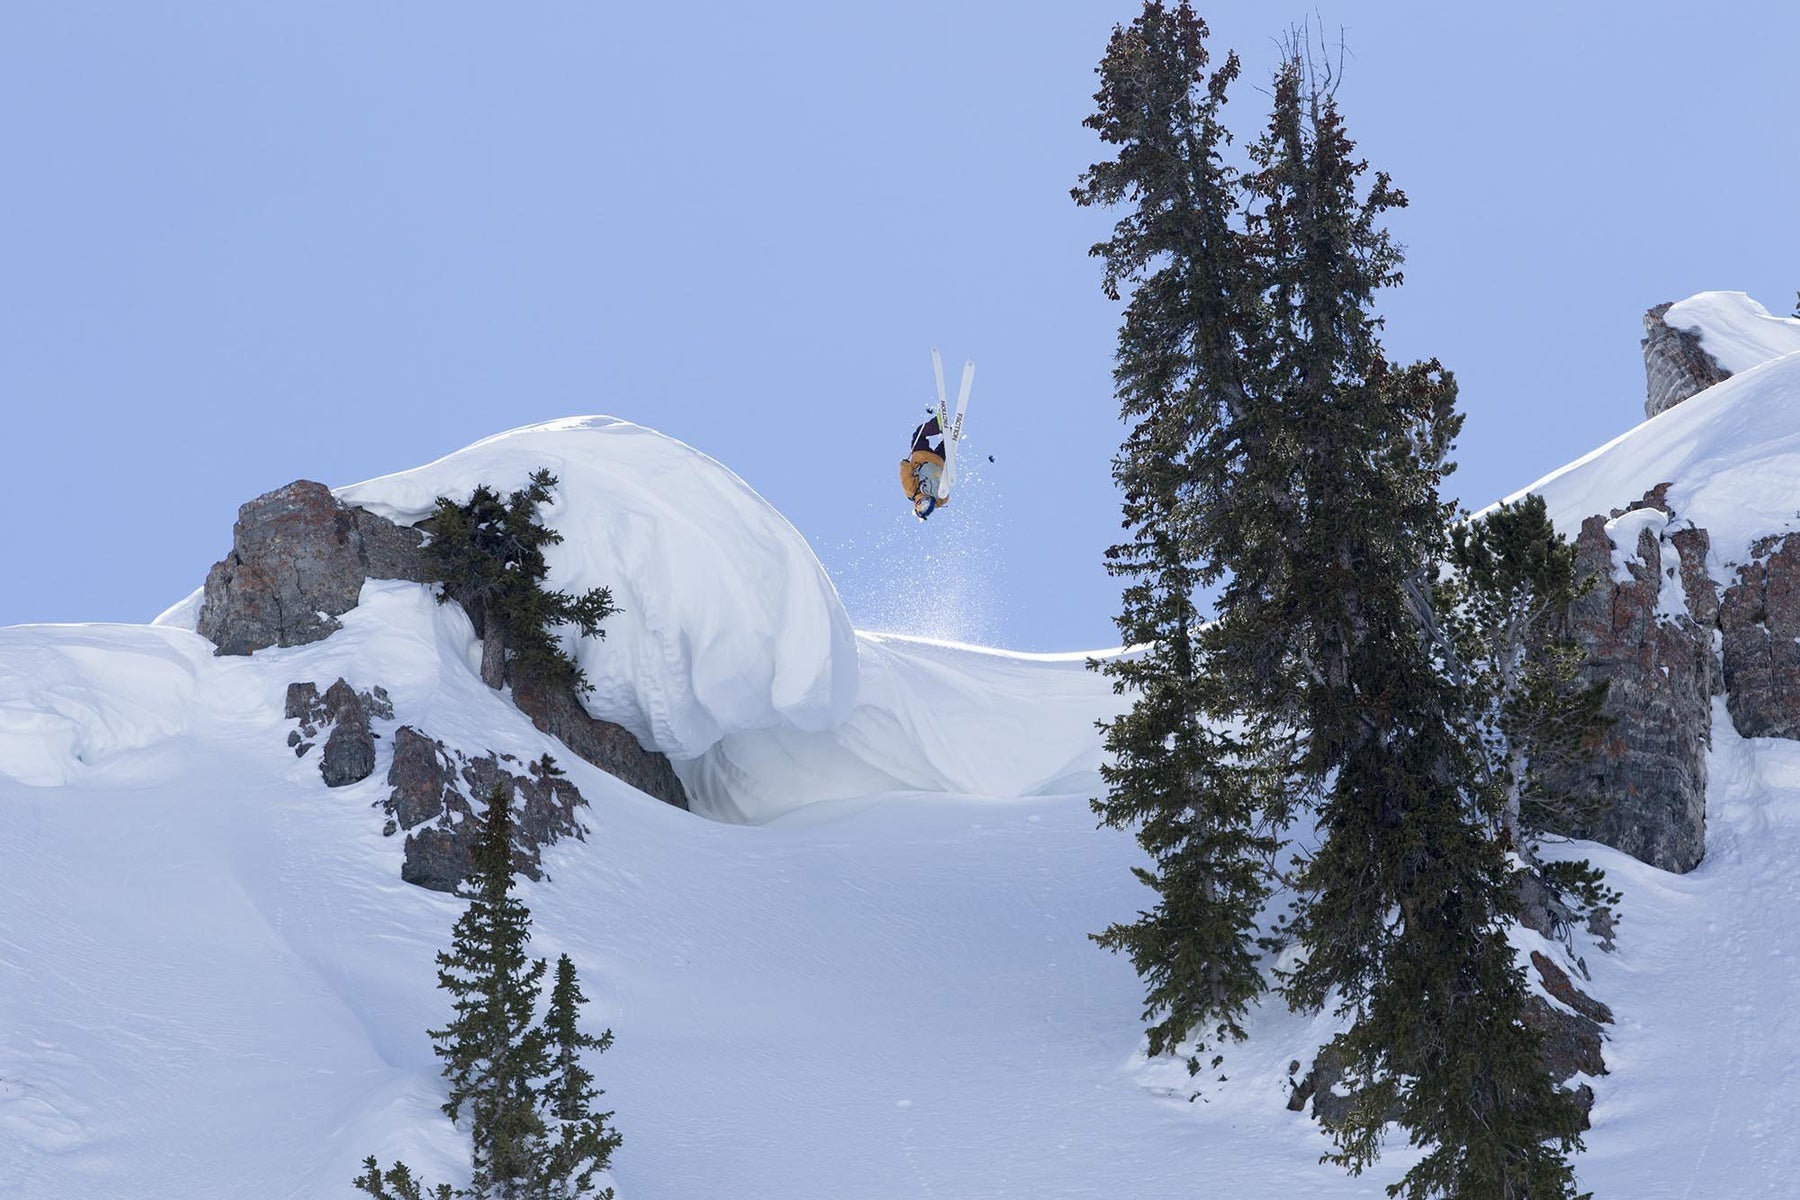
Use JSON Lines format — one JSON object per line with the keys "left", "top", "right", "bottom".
{"left": 1074, "top": 0, "right": 1279, "bottom": 1072}
{"left": 1243, "top": 49, "right": 1586, "bottom": 1199}
{"left": 432, "top": 784, "right": 552, "bottom": 1200}
{"left": 1078, "top": 9, "right": 1590, "bottom": 1194}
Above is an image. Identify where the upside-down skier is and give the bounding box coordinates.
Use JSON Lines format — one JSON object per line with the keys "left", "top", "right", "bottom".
{"left": 900, "top": 412, "right": 949, "bottom": 520}
{"left": 903, "top": 349, "right": 975, "bottom": 522}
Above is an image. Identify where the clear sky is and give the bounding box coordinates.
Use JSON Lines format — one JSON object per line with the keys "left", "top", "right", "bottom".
{"left": 3, "top": 2, "right": 1795, "bottom": 650}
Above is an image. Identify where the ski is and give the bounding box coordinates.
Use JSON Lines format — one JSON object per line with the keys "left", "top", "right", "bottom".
{"left": 931, "top": 347, "right": 950, "bottom": 425}
{"left": 940, "top": 358, "right": 975, "bottom": 499}
{"left": 928, "top": 348, "right": 951, "bottom": 499}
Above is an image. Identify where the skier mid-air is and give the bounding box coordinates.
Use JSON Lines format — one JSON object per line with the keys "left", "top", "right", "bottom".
{"left": 900, "top": 412, "right": 949, "bottom": 520}
{"left": 902, "top": 349, "right": 974, "bottom": 522}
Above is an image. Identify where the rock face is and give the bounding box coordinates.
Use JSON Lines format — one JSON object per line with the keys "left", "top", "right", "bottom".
{"left": 1719, "top": 533, "right": 1800, "bottom": 739}
{"left": 511, "top": 673, "right": 688, "bottom": 811}
{"left": 1554, "top": 484, "right": 1800, "bottom": 874}
{"left": 284, "top": 678, "right": 392, "bottom": 788}
{"left": 384, "top": 726, "right": 588, "bottom": 892}
{"left": 1643, "top": 301, "right": 1731, "bottom": 418}
{"left": 198, "top": 480, "right": 428, "bottom": 655}
{"left": 1555, "top": 493, "right": 1716, "bottom": 874}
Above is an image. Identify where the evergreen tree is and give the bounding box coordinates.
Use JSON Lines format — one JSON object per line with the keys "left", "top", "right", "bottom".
{"left": 537, "top": 955, "right": 623, "bottom": 1199}
{"left": 1074, "top": 0, "right": 1279, "bottom": 1073}
{"left": 1078, "top": 10, "right": 1590, "bottom": 1193}
{"left": 425, "top": 469, "right": 617, "bottom": 694}
{"left": 1243, "top": 50, "right": 1586, "bottom": 1198}
{"left": 431, "top": 784, "right": 552, "bottom": 1200}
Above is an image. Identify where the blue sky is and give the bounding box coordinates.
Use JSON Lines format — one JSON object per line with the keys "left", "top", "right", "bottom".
{"left": 3, "top": 2, "right": 1795, "bottom": 649}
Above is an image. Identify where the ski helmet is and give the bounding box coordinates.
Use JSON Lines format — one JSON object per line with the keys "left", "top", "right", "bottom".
{"left": 914, "top": 492, "right": 937, "bottom": 520}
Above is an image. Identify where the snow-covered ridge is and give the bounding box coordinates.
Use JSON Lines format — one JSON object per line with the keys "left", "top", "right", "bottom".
{"left": 1662, "top": 290, "right": 1800, "bottom": 375}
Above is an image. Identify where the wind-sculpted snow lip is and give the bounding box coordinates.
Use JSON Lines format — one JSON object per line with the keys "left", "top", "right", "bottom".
{"left": 335, "top": 417, "right": 860, "bottom": 761}
{"left": 1663, "top": 291, "right": 1800, "bottom": 376}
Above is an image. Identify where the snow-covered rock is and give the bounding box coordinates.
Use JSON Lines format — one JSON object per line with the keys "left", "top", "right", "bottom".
{"left": 1662, "top": 290, "right": 1800, "bottom": 376}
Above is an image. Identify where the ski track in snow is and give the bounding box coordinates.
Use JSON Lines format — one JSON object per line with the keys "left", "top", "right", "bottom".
{"left": 10, "top": 370, "right": 1800, "bottom": 1196}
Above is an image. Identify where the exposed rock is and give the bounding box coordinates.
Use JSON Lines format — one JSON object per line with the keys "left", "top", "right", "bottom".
{"left": 1285, "top": 1044, "right": 1365, "bottom": 1131}
{"left": 197, "top": 480, "right": 427, "bottom": 656}
{"left": 319, "top": 679, "right": 376, "bottom": 787}
{"left": 401, "top": 826, "right": 467, "bottom": 893}
{"left": 285, "top": 681, "right": 326, "bottom": 728}
{"left": 1643, "top": 301, "right": 1731, "bottom": 418}
{"left": 1720, "top": 533, "right": 1800, "bottom": 738}
{"left": 1585, "top": 905, "right": 1619, "bottom": 953}
{"left": 1524, "top": 948, "right": 1612, "bottom": 1130}
{"left": 383, "top": 726, "right": 591, "bottom": 892}
{"left": 285, "top": 678, "right": 392, "bottom": 788}
{"left": 479, "top": 622, "right": 508, "bottom": 691}
{"left": 510, "top": 673, "right": 689, "bottom": 811}
{"left": 202, "top": 476, "right": 687, "bottom": 810}
{"left": 1523, "top": 996, "right": 1607, "bottom": 1085}
{"left": 1516, "top": 870, "right": 1576, "bottom": 942}
{"left": 1551, "top": 499, "right": 1714, "bottom": 873}
{"left": 1531, "top": 951, "right": 1614, "bottom": 1025}
{"left": 386, "top": 726, "right": 455, "bottom": 830}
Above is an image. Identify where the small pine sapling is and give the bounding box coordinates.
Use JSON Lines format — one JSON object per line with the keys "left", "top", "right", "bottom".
{"left": 425, "top": 468, "right": 617, "bottom": 695}
{"left": 351, "top": 1156, "right": 454, "bottom": 1200}
{"left": 430, "top": 784, "right": 551, "bottom": 1199}
{"left": 538, "top": 954, "right": 623, "bottom": 1199}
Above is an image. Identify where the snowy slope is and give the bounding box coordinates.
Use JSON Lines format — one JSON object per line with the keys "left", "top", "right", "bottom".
{"left": 9, "top": 348, "right": 1800, "bottom": 1197}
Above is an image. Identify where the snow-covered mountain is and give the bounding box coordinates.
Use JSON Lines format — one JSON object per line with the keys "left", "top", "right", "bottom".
{"left": 6, "top": 294, "right": 1800, "bottom": 1198}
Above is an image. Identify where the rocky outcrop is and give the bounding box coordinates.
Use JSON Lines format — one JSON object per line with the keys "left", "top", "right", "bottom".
{"left": 201, "top": 476, "right": 688, "bottom": 811}
{"left": 1643, "top": 301, "right": 1731, "bottom": 418}
{"left": 1555, "top": 492, "right": 1716, "bottom": 873}
{"left": 284, "top": 678, "right": 393, "bottom": 788}
{"left": 511, "top": 673, "right": 688, "bottom": 811}
{"left": 198, "top": 480, "right": 428, "bottom": 655}
{"left": 1719, "top": 533, "right": 1800, "bottom": 738}
{"left": 1553, "top": 487, "right": 1800, "bottom": 873}
{"left": 383, "top": 726, "right": 588, "bottom": 892}
{"left": 319, "top": 680, "right": 377, "bottom": 787}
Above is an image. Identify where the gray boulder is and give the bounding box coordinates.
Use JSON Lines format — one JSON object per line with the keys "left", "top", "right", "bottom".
{"left": 197, "top": 480, "right": 427, "bottom": 656}
{"left": 510, "top": 672, "right": 689, "bottom": 811}
{"left": 318, "top": 679, "right": 376, "bottom": 788}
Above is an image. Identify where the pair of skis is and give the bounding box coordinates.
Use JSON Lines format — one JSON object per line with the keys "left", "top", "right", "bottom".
{"left": 930, "top": 347, "right": 975, "bottom": 502}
